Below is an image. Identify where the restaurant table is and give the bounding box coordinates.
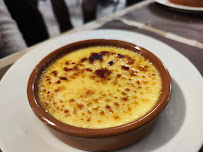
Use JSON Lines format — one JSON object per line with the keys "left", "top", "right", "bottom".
{"left": 0, "top": 0, "right": 202, "bottom": 151}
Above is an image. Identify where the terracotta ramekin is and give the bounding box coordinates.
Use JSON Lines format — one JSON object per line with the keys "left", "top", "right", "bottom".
{"left": 27, "top": 39, "right": 171, "bottom": 151}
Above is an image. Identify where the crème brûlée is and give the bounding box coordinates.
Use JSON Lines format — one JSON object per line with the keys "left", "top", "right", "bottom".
{"left": 38, "top": 46, "right": 162, "bottom": 129}
{"left": 169, "top": 0, "right": 203, "bottom": 7}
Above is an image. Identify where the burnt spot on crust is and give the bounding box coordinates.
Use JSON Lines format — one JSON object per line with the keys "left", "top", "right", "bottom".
{"left": 129, "top": 70, "right": 138, "bottom": 76}
{"left": 60, "top": 76, "right": 67, "bottom": 80}
{"left": 122, "top": 92, "right": 127, "bottom": 95}
{"left": 122, "top": 97, "right": 129, "bottom": 102}
{"left": 64, "top": 109, "right": 69, "bottom": 113}
{"left": 105, "top": 105, "right": 113, "bottom": 113}
{"left": 56, "top": 80, "right": 61, "bottom": 84}
{"left": 114, "top": 115, "right": 120, "bottom": 120}
{"left": 105, "top": 98, "right": 111, "bottom": 102}
{"left": 136, "top": 80, "right": 141, "bottom": 85}
{"left": 64, "top": 67, "right": 73, "bottom": 72}
{"left": 126, "top": 55, "right": 135, "bottom": 65}
{"left": 100, "top": 51, "right": 110, "bottom": 55}
{"left": 55, "top": 86, "right": 65, "bottom": 92}
{"left": 85, "top": 90, "right": 94, "bottom": 96}
{"left": 117, "top": 54, "right": 125, "bottom": 58}
{"left": 87, "top": 110, "right": 92, "bottom": 114}
{"left": 51, "top": 71, "right": 58, "bottom": 76}
{"left": 127, "top": 61, "right": 134, "bottom": 65}
{"left": 125, "top": 88, "right": 130, "bottom": 91}
{"left": 95, "top": 68, "right": 111, "bottom": 79}
{"left": 93, "top": 106, "right": 99, "bottom": 111}
{"left": 121, "top": 65, "right": 130, "bottom": 70}
{"left": 80, "top": 57, "right": 87, "bottom": 62}
{"left": 114, "top": 102, "right": 119, "bottom": 107}
{"left": 69, "top": 98, "right": 75, "bottom": 102}
{"left": 86, "top": 68, "right": 93, "bottom": 72}
{"left": 87, "top": 103, "right": 92, "bottom": 107}
{"left": 108, "top": 60, "right": 115, "bottom": 65}
{"left": 100, "top": 110, "right": 104, "bottom": 115}
{"left": 89, "top": 53, "right": 102, "bottom": 63}
{"left": 94, "top": 99, "right": 99, "bottom": 104}
{"left": 77, "top": 104, "right": 84, "bottom": 109}
{"left": 117, "top": 74, "right": 122, "bottom": 78}
{"left": 65, "top": 61, "right": 69, "bottom": 65}
{"left": 89, "top": 51, "right": 110, "bottom": 63}
{"left": 73, "top": 65, "right": 79, "bottom": 71}
{"left": 137, "top": 65, "right": 148, "bottom": 71}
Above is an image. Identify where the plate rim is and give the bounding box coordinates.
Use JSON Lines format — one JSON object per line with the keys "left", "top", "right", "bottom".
{"left": 0, "top": 29, "right": 203, "bottom": 152}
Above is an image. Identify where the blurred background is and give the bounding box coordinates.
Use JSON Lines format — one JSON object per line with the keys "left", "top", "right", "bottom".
{"left": 40, "top": 0, "right": 126, "bottom": 37}
{"left": 0, "top": 0, "right": 143, "bottom": 59}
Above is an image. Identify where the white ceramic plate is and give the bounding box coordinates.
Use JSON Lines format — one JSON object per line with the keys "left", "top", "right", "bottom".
{"left": 0, "top": 30, "right": 203, "bottom": 152}
{"left": 155, "top": 0, "right": 203, "bottom": 12}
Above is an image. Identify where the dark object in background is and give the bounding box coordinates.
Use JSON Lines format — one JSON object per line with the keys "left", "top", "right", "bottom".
{"left": 4, "top": 0, "right": 49, "bottom": 46}
{"left": 126, "top": 0, "right": 144, "bottom": 6}
{"left": 51, "top": 0, "right": 97, "bottom": 33}
{"left": 82, "top": 0, "right": 97, "bottom": 23}
{"left": 51, "top": 0, "right": 73, "bottom": 33}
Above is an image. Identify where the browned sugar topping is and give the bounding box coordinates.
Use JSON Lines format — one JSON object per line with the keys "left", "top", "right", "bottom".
{"left": 39, "top": 46, "right": 162, "bottom": 128}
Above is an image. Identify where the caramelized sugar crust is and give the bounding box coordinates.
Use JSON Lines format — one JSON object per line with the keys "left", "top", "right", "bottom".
{"left": 38, "top": 46, "right": 162, "bottom": 128}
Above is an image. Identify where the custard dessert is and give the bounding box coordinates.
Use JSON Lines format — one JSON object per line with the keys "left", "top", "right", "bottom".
{"left": 38, "top": 46, "right": 162, "bottom": 129}
{"left": 169, "top": 0, "right": 203, "bottom": 7}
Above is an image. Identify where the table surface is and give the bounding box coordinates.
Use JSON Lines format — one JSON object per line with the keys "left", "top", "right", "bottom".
{"left": 0, "top": 0, "right": 202, "bottom": 151}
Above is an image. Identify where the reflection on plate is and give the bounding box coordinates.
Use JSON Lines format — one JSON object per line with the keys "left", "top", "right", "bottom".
{"left": 155, "top": 0, "right": 203, "bottom": 12}
{"left": 0, "top": 30, "right": 203, "bottom": 152}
